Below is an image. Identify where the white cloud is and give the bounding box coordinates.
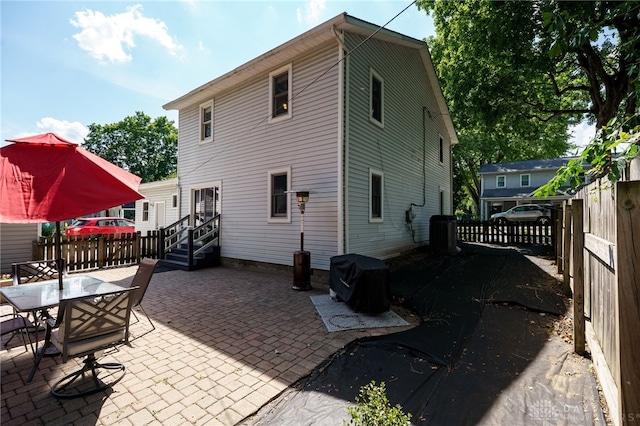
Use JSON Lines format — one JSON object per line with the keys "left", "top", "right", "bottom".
{"left": 297, "top": 0, "right": 326, "bottom": 25}
{"left": 568, "top": 121, "right": 597, "bottom": 152}
{"left": 34, "top": 117, "right": 89, "bottom": 143}
{"left": 70, "top": 4, "right": 183, "bottom": 64}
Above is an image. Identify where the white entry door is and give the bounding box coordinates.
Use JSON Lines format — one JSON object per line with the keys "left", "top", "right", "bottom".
{"left": 191, "top": 182, "right": 221, "bottom": 227}
{"left": 155, "top": 201, "right": 166, "bottom": 229}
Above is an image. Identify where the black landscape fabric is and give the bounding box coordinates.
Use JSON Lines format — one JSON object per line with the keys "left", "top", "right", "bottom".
{"left": 245, "top": 243, "right": 602, "bottom": 425}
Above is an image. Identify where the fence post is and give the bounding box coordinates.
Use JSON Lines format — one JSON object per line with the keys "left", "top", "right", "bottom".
{"left": 187, "top": 228, "right": 194, "bottom": 268}
{"left": 615, "top": 181, "right": 640, "bottom": 424}
{"left": 134, "top": 232, "right": 141, "bottom": 263}
{"left": 158, "top": 227, "right": 165, "bottom": 260}
{"left": 97, "top": 235, "right": 105, "bottom": 269}
{"left": 562, "top": 202, "right": 572, "bottom": 296}
{"left": 571, "top": 199, "right": 585, "bottom": 355}
{"left": 554, "top": 207, "right": 562, "bottom": 272}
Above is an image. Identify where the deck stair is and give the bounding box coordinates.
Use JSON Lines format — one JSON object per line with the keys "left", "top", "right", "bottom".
{"left": 158, "top": 214, "right": 220, "bottom": 271}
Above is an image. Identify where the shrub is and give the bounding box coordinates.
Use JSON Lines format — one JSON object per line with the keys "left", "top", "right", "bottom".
{"left": 345, "top": 381, "right": 411, "bottom": 426}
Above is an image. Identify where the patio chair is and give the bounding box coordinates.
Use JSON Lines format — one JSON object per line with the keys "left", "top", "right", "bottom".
{"left": 128, "top": 258, "right": 159, "bottom": 332}
{"left": 0, "top": 313, "right": 36, "bottom": 354}
{"left": 11, "top": 259, "right": 67, "bottom": 324}
{"left": 12, "top": 259, "right": 67, "bottom": 285}
{"left": 49, "top": 287, "right": 136, "bottom": 398}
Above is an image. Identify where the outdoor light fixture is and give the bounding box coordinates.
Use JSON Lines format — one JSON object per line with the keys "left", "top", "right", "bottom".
{"left": 296, "top": 191, "right": 309, "bottom": 204}
{"left": 292, "top": 190, "right": 311, "bottom": 291}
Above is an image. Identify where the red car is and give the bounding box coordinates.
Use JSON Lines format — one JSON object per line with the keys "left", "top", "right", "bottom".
{"left": 65, "top": 217, "right": 135, "bottom": 237}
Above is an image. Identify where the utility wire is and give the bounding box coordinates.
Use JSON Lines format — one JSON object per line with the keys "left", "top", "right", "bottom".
{"left": 182, "top": 0, "right": 418, "bottom": 178}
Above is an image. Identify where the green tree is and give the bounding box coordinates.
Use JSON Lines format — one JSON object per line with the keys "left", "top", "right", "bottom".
{"left": 83, "top": 111, "right": 178, "bottom": 183}
{"left": 416, "top": 0, "right": 639, "bottom": 212}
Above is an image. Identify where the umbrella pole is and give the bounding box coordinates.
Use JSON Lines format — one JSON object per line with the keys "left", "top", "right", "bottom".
{"left": 56, "top": 222, "right": 63, "bottom": 290}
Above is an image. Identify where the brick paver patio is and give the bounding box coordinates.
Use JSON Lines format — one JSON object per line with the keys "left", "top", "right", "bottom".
{"left": 1, "top": 265, "right": 416, "bottom": 425}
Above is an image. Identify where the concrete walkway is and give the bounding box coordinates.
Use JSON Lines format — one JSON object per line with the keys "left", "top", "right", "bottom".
{"left": 1, "top": 265, "right": 416, "bottom": 425}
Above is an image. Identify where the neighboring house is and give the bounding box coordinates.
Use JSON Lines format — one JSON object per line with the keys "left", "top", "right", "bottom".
{"left": 135, "top": 178, "right": 179, "bottom": 234}
{"left": 162, "top": 13, "right": 458, "bottom": 271}
{"left": 479, "top": 157, "right": 589, "bottom": 220}
{"left": 0, "top": 223, "right": 38, "bottom": 274}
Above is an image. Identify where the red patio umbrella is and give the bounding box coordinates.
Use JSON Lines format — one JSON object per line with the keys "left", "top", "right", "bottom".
{"left": 0, "top": 133, "right": 144, "bottom": 289}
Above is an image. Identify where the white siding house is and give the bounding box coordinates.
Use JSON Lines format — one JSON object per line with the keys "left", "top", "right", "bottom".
{"left": 479, "top": 157, "right": 590, "bottom": 220}
{"left": 163, "top": 13, "right": 458, "bottom": 271}
{"left": 135, "top": 178, "right": 179, "bottom": 234}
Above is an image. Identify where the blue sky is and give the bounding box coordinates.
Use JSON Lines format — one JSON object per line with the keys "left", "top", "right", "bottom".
{"left": 1, "top": 0, "right": 438, "bottom": 145}
{"left": 1, "top": 0, "right": 592, "bottom": 149}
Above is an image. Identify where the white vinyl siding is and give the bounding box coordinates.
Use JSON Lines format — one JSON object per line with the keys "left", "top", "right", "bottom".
{"left": 345, "top": 33, "right": 452, "bottom": 258}
{"left": 176, "top": 43, "right": 340, "bottom": 270}
{"left": 135, "top": 178, "right": 180, "bottom": 234}
{"left": 0, "top": 223, "right": 38, "bottom": 274}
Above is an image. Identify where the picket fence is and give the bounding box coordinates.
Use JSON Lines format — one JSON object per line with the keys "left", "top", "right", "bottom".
{"left": 456, "top": 221, "right": 554, "bottom": 246}
{"left": 33, "top": 231, "right": 160, "bottom": 272}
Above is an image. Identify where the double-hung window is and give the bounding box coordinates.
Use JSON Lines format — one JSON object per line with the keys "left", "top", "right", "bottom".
{"left": 370, "top": 69, "right": 384, "bottom": 128}
{"left": 200, "top": 101, "right": 213, "bottom": 142}
{"left": 520, "top": 174, "right": 530, "bottom": 187}
{"left": 268, "top": 167, "right": 291, "bottom": 222}
{"left": 269, "top": 64, "right": 292, "bottom": 122}
{"left": 370, "top": 169, "right": 384, "bottom": 222}
{"left": 142, "top": 202, "right": 149, "bottom": 222}
{"left": 496, "top": 175, "right": 506, "bottom": 188}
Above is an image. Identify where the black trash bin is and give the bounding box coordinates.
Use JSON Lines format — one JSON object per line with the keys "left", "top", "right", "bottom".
{"left": 430, "top": 215, "right": 458, "bottom": 255}
{"left": 329, "top": 254, "right": 390, "bottom": 314}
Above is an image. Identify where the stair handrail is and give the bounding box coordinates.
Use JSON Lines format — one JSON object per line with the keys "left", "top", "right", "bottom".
{"left": 160, "top": 215, "right": 191, "bottom": 257}
{"left": 193, "top": 214, "right": 220, "bottom": 258}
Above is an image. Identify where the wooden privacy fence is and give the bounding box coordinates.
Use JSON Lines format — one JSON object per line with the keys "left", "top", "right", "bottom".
{"left": 564, "top": 174, "right": 640, "bottom": 426}
{"left": 457, "top": 221, "right": 553, "bottom": 246}
{"left": 33, "top": 231, "right": 161, "bottom": 273}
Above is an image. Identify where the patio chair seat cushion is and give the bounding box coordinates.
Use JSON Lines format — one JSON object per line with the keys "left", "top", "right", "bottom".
{"left": 51, "top": 329, "right": 126, "bottom": 357}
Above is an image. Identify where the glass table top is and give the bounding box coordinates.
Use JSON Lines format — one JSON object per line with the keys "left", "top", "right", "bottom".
{"left": 0, "top": 275, "right": 126, "bottom": 312}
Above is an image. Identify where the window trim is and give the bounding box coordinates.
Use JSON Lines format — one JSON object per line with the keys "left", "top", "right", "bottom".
{"left": 369, "top": 168, "right": 384, "bottom": 223}
{"left": 439, "top": 135, "right": 445, "bottom": 164}
{"left": 268, "top": 64, "right": 292, "bottom": 124}
{"left": 369, "top": 68, "right": 384, "bottom": 128}
{"left": 200, "top": 100, "right": 213, "bottom": 143}
{"left": 267, "top": 166, "right": 291, "bottom": 223}
{"left": 496, "top": 175, "right": 506, "bottom": 188}
{"left": 172, "top": 194, "right": 178, "bottom": 209}
{"left": 520, "top": 173, "right": 531, "bottom": 187}
{"left": 142, "top": 201, "right": 149, "bottom": 222}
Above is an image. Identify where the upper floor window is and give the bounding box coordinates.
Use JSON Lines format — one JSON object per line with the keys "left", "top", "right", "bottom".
{"left": 267, "top": 167, "right": 291, "bottom": 223}
{"left": 370, "top": 69, "right": 384, "bottom": 128}
{"left": 370, "top": 169, "right": 384, "bottom": 222}
{"left": 439, "top": 135, "right": 444, "bottom": 164}
{"left": 496, "top": 175, "right": 506, "bottom": 188}
{"left": 269, "top": 64, "right": 292, "bottom": 123}
{"left": 172, "top": 194, "right": 178, "bottom": 208}
{"left": 200, "top": 101, "right": 213, "bottom": 142}
{"left": 520, "top": 174, "right": 530, "bottom": 187}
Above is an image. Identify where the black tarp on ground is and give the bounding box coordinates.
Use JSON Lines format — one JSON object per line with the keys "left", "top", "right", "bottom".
{"left": 243, "top": 244, "right": 603, "bottom": 425}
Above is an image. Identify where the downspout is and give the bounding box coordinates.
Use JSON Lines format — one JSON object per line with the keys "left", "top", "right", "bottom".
{"left": 333, "top": 26, "right": 347, "bottom": 255}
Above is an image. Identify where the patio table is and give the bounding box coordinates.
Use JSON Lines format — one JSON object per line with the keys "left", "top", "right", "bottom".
{"left": 0, "top": 275, "right": 126, "bottom": 382}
